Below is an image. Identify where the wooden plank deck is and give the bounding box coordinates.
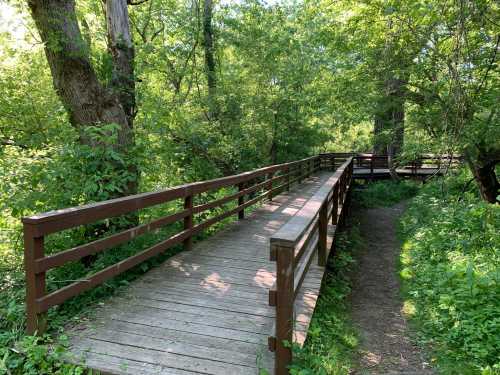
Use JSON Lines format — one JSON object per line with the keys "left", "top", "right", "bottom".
{"left": 64, "top": 173, "right": 335, "bottom": 375}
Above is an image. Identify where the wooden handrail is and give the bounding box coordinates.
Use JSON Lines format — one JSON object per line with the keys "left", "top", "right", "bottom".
{"left": 268, "top": 157, "right": 354, "bottom": 375}
{"left": 23, "top": 155, "right": 322, "bottom": 334}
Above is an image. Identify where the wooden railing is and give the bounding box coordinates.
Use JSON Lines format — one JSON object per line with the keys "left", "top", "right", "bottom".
{"left": 23, "top": 155, "right": 325, "bottom": 334}
{"left": 321, "top": 152, "right": 461, "bottom": 180}
{"left": 268, "top": 157, "right": 354, "bottom": 375}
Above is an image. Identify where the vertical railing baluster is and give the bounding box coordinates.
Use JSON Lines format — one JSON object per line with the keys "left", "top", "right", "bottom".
{"left": 24, "top": 224, "right": 46, "bottom": 335}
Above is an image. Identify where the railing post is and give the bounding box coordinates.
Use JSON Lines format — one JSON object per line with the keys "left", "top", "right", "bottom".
{"left": 339, "top": 175, "right": 346, "bottom": 228}
{"left": 184, "top": 194, "right": 193, "bottom": 250}
{"left": 272, "top": 243, "right": 294, "bottom": 375}
{"left": 24, "top": 224, "right": 46, "bottom": 335}
{"left": 331, "top": 155, "right": 335, "bottom": 171}
{"left": 370, "top": 156, "right": 374, "bottom": 181}
{"left": 238, "top": 183, "right": 245, "bottom": 220}
{"left": 332, "top": 183, "right": 339, "bottom": 226}
{"left": 267, "top": 172, "right": 274, "bottom": 201}
{"left": 286, "top": 166, "right": 290, "bottom": 191}
{"left": 298, "top": 163, "right": 302, "bottom": 184}
{"left": 318, "top": 202, "right": 328, "bottom": 266}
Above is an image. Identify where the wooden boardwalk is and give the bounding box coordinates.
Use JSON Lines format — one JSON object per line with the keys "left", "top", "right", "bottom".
{"left": 23, "top": 153, "right": 451, "bottom": 374}
{"left": 63, "top": 173, "right": 334, "bottom": 375}
{"left": 352, "top": 167, "right": 444, "bottom": 179}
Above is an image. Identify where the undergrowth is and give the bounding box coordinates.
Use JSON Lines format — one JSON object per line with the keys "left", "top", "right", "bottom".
{"left": 354, "top": 179, "right": 419, "bottom": 208}
{"left": 398, "top": 169, "right": 500, "bottom": 375}
{"left": 289, "top": 226, "right": 363, "bottom": 375}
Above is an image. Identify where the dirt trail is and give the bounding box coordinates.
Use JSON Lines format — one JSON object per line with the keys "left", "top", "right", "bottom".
{"left": 350, "top": 202, "right": 433, "bottom": 375}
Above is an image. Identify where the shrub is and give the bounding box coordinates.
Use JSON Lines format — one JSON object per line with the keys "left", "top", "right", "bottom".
{"left": 354, "top": 179, "right": 419, "bottom": 208}
{"left": 399, "top": 170, "right": 500, "bottom": 374}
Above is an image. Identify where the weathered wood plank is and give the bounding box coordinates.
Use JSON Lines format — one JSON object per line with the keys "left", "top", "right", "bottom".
{"left": 64, "top": 173, "right": 333, "bottom": 375}
{"left": 71, "top": 338, "right": 258, "bottom": 375}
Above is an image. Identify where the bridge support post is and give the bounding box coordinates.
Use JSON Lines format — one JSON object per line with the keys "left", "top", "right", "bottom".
{"left": 238, "top": 183, "right": 245, "bottom": 220}
{"left": 318, "top": 202, "right": 328, "bottom": 266}
{"left": 24, "top": 224, "right": 47, "bottom": 335}
{"left": 184, "top": 195, "right": 193, "bottom": 250}
{"left": 272, "top": 243, "right": 294, "bottom": 375}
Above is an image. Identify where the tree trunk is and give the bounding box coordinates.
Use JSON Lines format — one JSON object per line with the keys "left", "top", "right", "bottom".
{"left": 28, "top": 0, "right": 138, "bottom": 198}
{"left": 373, "top": 76, "right": 406, "bottom": 178}
{"left": 106, "top": 0, "right": 136, "bottom": 126}
{"left": 105, "top": 0, "right": 138, "bottom": 198}
{"left": 203, "top": 0, "right": 218, "bottom": 121}
{"left": 466, "top": 152, "right": 499, "bottom": 204}
{"left": 373, "top": 77, "right": 406, "bottom": 155}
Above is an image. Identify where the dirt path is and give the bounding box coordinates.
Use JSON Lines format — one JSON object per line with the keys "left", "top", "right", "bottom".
{"left": 350, "top": 202, "right": 433, "bottom": 375}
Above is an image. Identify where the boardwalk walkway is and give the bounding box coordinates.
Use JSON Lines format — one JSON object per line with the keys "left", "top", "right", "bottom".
{"left": 64, "top": 173, "right": 333, "bottom": 375}
{"left": 23, "top": 153, "right": 454, "bottom": 374}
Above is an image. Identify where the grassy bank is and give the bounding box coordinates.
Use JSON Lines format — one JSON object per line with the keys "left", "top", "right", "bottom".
{"left": 398, "top": 171, "right": 500, "bottom": 374}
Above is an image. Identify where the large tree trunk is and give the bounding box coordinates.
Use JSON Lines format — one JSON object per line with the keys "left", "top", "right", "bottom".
{"left": 105, "top": 0, "right": 138, "bottom": 198}
{"left": 203, "top": 0, "right": 218, "bottom": 121}
{"left": 466, "top": 151, "right": 499, "bottom": 204}
{"left": 28, "top": 0, "right": 138, "bottom": 198}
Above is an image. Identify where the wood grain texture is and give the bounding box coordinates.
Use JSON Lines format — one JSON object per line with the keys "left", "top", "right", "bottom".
{"left": 65, "top": 172, "right": 334, "bottom": 375}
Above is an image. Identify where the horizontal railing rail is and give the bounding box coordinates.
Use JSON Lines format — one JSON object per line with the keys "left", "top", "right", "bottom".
{"left": 23, "top": 155, "right": 323, "bottom": 334}
{"left": 268, "top": 157, "right": 354, "bottom": 375}
{"left": 320, "top": 152, "right": 461, "bottom": 180}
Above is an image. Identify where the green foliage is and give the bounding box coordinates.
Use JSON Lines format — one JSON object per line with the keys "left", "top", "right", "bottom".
{"left": 354, "top": 180, "right": 419, "bottom": 208}
{"left": 1, "top": 0, "right": 498, "bottom": 373}
{"left": 399, "top": 170, "right": 500, "bottom": 374}
{"left": 0, "top": 335, "right": 84, "bottom": 375}
{"left": 289, "top": 228, "right": 363, "bottom": 375}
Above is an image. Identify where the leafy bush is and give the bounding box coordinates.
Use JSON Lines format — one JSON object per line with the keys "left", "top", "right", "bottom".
{"left": 399, "top": 170, "right": 500, "bottom": 374}
{"left": 289, "top": 227, "right": 363, "bottom": 375}
{"left": 0, "top": 335, "right": 84, "bottom": 375}
{"left": 354, "top": 179, "right": 419, "bottom": 208}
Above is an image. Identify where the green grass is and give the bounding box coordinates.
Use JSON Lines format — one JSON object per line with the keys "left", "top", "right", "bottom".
{"left": 354, "top": 179, "right": 419, "bottom": 208}
{"left": 398, "top": 170, "right": 500, "bottom": 375}
{"left": 289, "top": 226, "right": 363, "bottom": 375}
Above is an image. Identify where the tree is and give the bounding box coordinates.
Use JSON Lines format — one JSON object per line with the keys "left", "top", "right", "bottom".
{"left": 202, "top": 0, "right": 219, "bottom": 121}
{"left": 27, "top": 0, "right": 138, "bottom": 199}
{"left": 401, "top": 0, "right": 499, "bottom": 202}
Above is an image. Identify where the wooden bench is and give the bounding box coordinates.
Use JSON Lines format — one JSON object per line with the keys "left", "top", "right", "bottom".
{"left": 267, "top": 157, "right": 354, "bottom": 374}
